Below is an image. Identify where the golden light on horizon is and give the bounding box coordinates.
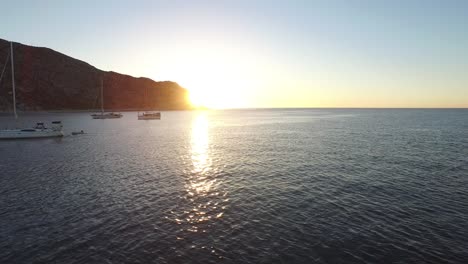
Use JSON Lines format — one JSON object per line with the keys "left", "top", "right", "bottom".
{"left": 183, "top": 61, "right": 252, "bottom": 109}
{"left": 188, "top": 83, "right": 247, "bottom": 109}
{"left": 155, "top": 42, "right": 258, "bottom": 109}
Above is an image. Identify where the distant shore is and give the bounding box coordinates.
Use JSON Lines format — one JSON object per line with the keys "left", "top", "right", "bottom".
{"left": 0, "top": 108, "right": 197, "bottom": 114}
{"left": 0, "top": 107, "right": 466, "bottom": 115}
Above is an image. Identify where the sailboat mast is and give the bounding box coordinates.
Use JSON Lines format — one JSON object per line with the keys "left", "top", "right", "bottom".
{"left": 100, "top": 78, "right": 104, "bottom": 114}
{"left": 10, "top": 42, "right": 17, "bottom": 119}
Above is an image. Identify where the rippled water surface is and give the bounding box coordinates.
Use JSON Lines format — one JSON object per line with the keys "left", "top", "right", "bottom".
{"left": 1, "top": 109, "right": 468, "bottom": 263}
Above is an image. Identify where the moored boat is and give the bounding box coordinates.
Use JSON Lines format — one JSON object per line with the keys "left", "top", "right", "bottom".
{"left": 91, "top": 112, "right": 123, "bottom": 119}
{"left": 0, "top": 122, "right": 63, "bottom": 139}
{"left": 137, "top": 84, "right": 161, "bottom": 120}
{"left": 91, "top": 78, "right": 123, "bottom": 119}
{"left": 0, "top": 42, "right": 64, "bottom": 139}
{"left": 71, "top": 130, "right": 85, "bottom": 135}
{"left": 138, "top": 111, "right": 161, "bottom": 120}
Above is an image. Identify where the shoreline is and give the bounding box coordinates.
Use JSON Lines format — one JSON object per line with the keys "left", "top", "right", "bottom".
{"left": 0, "top": 108, "right": 197, "bottom": 114}
{"left": 0, "top": 107, "right": 466, "bottom": 114}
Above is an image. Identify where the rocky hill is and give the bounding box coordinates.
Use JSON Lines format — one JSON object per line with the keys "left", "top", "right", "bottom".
{"left": 0, "top": 38, "right": 191, "bottom": 111}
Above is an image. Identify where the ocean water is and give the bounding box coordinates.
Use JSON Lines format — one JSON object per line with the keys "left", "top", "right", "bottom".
{"left": 1, "top": 109, "right": 467, "bottom": 263}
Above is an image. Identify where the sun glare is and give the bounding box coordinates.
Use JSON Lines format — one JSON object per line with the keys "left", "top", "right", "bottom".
{"left": 155, "top": 43, "right": 257, "bottom": 109}
{"left": 184, "top": 65, "right": 252, "bottom": 109}
{"left": 189, "top": 83, "right": 247, "bottom": 109}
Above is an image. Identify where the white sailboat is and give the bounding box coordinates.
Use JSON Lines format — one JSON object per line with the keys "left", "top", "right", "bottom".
{"left": 0, "top": 42, "right": 64, "bottom": 139}
{"left": 137, "top": 86, "right": 161, "bottom": 120}
{"left": 91, "top": 78, "right": 122, "bottom": 119}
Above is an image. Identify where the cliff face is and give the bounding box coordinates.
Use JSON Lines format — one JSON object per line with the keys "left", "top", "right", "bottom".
{"left": 0, "top": 38, "right": 191, "bottom": 111}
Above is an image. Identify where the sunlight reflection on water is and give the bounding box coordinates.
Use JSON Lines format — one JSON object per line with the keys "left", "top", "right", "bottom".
{"left": 171, "top": 112, "right": 228, "bottom": 236}
{"left": 191, "top": 113, "right": 210, "bottom": 175}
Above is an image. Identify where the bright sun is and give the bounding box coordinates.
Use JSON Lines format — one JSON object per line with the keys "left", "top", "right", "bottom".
{"left": 188, "top": 78, "right": 249, "bottom": 109}
{"left": 184, "top": 64, "right": 252, "bottom": 109}
{"left": 155, "top": 43, "right": 257, "bottom": 109}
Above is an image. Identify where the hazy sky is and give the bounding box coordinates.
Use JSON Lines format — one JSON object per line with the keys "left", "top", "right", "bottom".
{"left": 2, "top": 0, "right": 468, "bottom": 108}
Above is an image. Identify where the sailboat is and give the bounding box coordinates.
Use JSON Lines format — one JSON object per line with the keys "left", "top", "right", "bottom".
{"left": 138, "top": 111, "right": 161, "bottom": 120}
{"left": 137, "top": 86, "right": 161, "bottom": 120}
{"left": 91, "top": 78, "right": 122, "bottom": 119}
{"left": 0, "top": 42, "right": 64, "bottom": 139}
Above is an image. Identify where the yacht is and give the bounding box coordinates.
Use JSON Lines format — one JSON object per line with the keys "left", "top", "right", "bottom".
{"left": 138, "top": 111, "right": 161, "bottom": 120}
{"left": 0, "top": 122, "right": 63, "bottom": 139}
{"left": 0, "top": 42, "right": 64, "bottom": 139}
{"left": 91, "top": 78, "right": 123, "bottom": 119}
{"left": 91, "top": 112, "right": 123, "bottom": 119}
{"left": 137, "top": 85, "right": 161, "bottom": 120}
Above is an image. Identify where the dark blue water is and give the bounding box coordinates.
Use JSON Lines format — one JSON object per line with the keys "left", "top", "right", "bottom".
{"left": 1, "top": 109, "right": 468, "bottom": 263}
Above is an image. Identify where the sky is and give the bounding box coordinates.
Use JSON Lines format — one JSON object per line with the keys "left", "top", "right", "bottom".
{"left": 1, "top": 0, "right": 468, "bottom": 108}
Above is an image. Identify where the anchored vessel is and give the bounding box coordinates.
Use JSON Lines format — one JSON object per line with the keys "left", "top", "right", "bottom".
{"left": 91, "top": 78, "right": 123, "bottom": 119}
{"left": 92, "top": 112, "right": 123, "bottom": 119}
{"left": 137, "top": 85, "right": 161, "bottom": 120}
{"left": 0, "top": 42, "right": 64, "bottom": 139}
{"left": 138, "top": 111, "right": 161, "bottom": 120}
{"left": 0, "top": 122, "right": 64, "bottom": 139}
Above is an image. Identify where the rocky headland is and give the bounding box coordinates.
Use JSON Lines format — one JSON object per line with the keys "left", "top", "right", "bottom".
{"left": 0, "top": 38, "right": 191, "bottom": 111}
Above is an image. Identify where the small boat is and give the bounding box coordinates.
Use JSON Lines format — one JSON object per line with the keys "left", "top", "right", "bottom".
{"left": 0, "top": 42, "right": 64, "bottom": 139}
{"left": 91, "top": 78, "right": 123, "bottom": 119}
{"left": 138, "top": 111, "right": 161, "bottom": 120}
{"left": 91, "top": 112, "right": 123, "bottom": 119}
{"left": 71, "top": 130, "right": 85, "bottom": 135}
{"left": 137, "top": 85, "right": 161, "bottom": 120}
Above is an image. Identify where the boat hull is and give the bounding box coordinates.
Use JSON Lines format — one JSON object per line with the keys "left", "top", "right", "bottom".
{"left": 91, "top": 113, "right": 123, "bottom": 119}
{"left": 138, "top": 115, "right": 161, "bottom": 120}
{"left": 92, "top": 116, "right": 122, "bottom": 119}
{"left": 0, "top": 129, "right": 64, "bottom": 139}
{"left": 138, "top": 112, "right": 161, "bottom": 120}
